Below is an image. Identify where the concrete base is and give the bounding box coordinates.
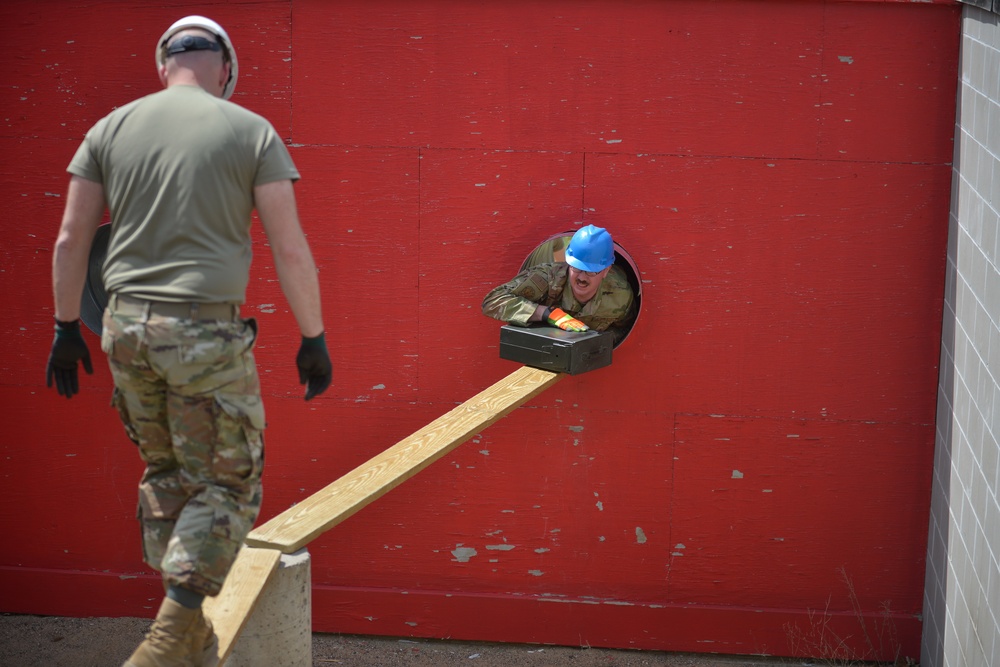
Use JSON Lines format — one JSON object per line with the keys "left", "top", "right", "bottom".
{"left": 226, "top": 549, "right": 311, "bottom": 667}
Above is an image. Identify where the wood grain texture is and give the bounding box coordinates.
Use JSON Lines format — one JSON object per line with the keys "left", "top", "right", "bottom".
{"left": 293, "top": 0, "right": 959, "bottom": 163}
{"left": 247, "top": 366, "right": 563, "bottom": 552}
{"left": 201, "top": 546, "right": 281, "bottom": 666}
{"left": 308, "top": 585, "right": 924, "bottom": 656}
{"left": 0, "top": 1, "right": 294, "bottom": 141}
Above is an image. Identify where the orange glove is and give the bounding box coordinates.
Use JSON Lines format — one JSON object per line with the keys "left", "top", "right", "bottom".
{"left": 546, "top": 308, "right": 589, "bottom": 332}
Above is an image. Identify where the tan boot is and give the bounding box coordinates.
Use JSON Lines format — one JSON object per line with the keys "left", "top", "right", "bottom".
{"left": 194, "top": 612, "right": 220, "bottom": 667}
{"left": 123, "top": 597, "right": 215, "bottom": 667}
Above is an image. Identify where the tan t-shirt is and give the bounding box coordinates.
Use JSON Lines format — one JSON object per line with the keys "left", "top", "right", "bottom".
{"left": 68, "top": 84, "right": 300, "bottom": 303}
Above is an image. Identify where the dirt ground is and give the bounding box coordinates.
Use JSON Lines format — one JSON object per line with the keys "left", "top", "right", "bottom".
{"left": 0, "top": 614, "right": 806, "bottom": 667}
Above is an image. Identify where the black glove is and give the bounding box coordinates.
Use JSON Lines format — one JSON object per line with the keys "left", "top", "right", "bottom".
{"left": 296, "top": 332, "right": 332, "bottom": 401}
{"left": 46, "top": 319, "right": 94, "bottom": 399}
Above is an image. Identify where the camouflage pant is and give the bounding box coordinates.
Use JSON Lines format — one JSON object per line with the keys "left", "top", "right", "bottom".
{"left": 101, "top": 300, "right": 265, "bottom": 597}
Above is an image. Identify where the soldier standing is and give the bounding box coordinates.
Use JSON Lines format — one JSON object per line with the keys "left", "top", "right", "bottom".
{"left": 45, "top": 16, "right": 332, "bottom": 667}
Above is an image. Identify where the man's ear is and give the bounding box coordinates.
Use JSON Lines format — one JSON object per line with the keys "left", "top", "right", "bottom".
{"left": 218, "top": 62, "right": 231, "bottom": 91}
{"left": 157, "top": 64, "right": 168, "bottom": 87}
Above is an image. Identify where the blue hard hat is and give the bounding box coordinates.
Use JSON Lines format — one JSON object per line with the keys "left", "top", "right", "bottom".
{"left": 565, "top": 225, "right": 615, "bottom": 272}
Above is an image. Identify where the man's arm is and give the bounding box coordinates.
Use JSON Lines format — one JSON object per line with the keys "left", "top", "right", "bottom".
{"left": 254, "top": 179, "right": 325, "bottom": 337}
{"left": 47, "top": 175, "right": 103, "bottom": 397}
{"left": 481, "top": 265, "right": 555, "bottom": 326}
{"left": 481, "top": 264, "right": 589, "bottom": 332}
{"left": 52, "top": 176, "right": 106, "bottom": 321}
{"left": 255, "top": 178, "right": 331, "bottom": 400}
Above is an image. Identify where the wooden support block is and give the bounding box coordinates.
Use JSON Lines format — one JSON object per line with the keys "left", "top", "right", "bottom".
{"left": 201, "top": 546, "right": 282, "bottom": 666}
{"left": 246, "top": 366, "right": 563, "bottom": 553}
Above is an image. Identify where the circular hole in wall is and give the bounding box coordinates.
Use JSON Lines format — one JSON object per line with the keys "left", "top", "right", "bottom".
{"left": 519, "top": 230, "right": 642, "bottom": 347}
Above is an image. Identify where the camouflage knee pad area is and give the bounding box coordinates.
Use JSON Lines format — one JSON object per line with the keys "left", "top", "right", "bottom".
{"left": 102, "top": 309, "right": 266, "bottom": 596}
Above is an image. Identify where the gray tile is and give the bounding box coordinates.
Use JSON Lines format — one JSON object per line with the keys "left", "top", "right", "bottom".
{"left": 973, "top": 39, "right": 988, "bottom": 93}
{"left": 991, "top": 143, "right": 1000, "bottom": 207}
{"left": 984, "top": 484, "right": 1000, "bottom": 563}
{"left": 981, "top": 204, "right": 998, "bottom": 266}
{"left": 987, "top": 98, "right": 1000, "bottom": 156}
{"left": 985, "top": 262, "right": 1000, "bottom": 328}
{"left": 983, "top": 48, "right": 1000, "bottom": 101}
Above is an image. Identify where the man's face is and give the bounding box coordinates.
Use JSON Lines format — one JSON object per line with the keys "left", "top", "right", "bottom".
{"left": 568, "top": 266, "right": 611, "bottom": 304}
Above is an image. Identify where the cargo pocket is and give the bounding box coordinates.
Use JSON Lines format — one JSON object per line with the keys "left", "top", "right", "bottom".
{"left": 136, "top": 502, "right": 174, "bottom": 573}
{"left": 210, "top": 392, "right": 266, "bottom": 489}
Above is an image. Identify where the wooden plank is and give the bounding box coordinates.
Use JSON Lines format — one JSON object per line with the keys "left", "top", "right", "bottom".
{"left": 246, "top": 366, "right": 563, "bottom": 553}
{"left": 201, "top": 546, "right": 282, "bottom": 666}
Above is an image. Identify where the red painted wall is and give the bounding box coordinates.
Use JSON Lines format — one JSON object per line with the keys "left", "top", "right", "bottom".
{"left": 0, "top": 0, "right": 959, "bottom": 660}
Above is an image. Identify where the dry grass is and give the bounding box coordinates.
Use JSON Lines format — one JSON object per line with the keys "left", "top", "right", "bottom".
{"left": 783, "top": 568, "right": 912, "bottom": 667}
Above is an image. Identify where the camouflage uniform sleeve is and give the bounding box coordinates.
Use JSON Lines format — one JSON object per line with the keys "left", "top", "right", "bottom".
{"left": 481, "top": 263, "right": 563, "bottom": 326}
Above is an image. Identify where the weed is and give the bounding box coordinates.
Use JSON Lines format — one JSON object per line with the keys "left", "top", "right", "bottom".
{"left": 783, "top": 567, "right": 913, "bottom": 666}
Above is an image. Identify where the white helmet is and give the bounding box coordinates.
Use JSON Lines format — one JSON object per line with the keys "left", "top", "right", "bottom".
{"left": 156, "top": 15, "right": 239, "bottom": 99}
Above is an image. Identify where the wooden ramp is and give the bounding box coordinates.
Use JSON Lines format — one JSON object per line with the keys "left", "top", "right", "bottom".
{"left": 201, "top": 546, "right": 282, "bottom": 665}
{"left": 247, "top": 365, "right": 563, "bottom": 553}
{"left": 205, "top": 366, "right": 562, "bottom": 664}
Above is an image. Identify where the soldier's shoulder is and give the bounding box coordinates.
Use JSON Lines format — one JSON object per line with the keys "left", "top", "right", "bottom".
{"left": 604, "top": 265, "right": 633, "bottom": 291}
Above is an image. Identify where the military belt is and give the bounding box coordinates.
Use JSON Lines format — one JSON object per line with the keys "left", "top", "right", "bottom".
{"left": 109, "top": 294, "right": 240, "bottom": 321}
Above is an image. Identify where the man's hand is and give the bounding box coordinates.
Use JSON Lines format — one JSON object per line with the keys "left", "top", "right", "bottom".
{"left": 546, "top": 308, "right": 589, "bottom": 332}
{"left": 296, "top": 332, "right": 332, "bottom": 401}
{"left": 46, "top": 319, "right": 93, "bottom": 398}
